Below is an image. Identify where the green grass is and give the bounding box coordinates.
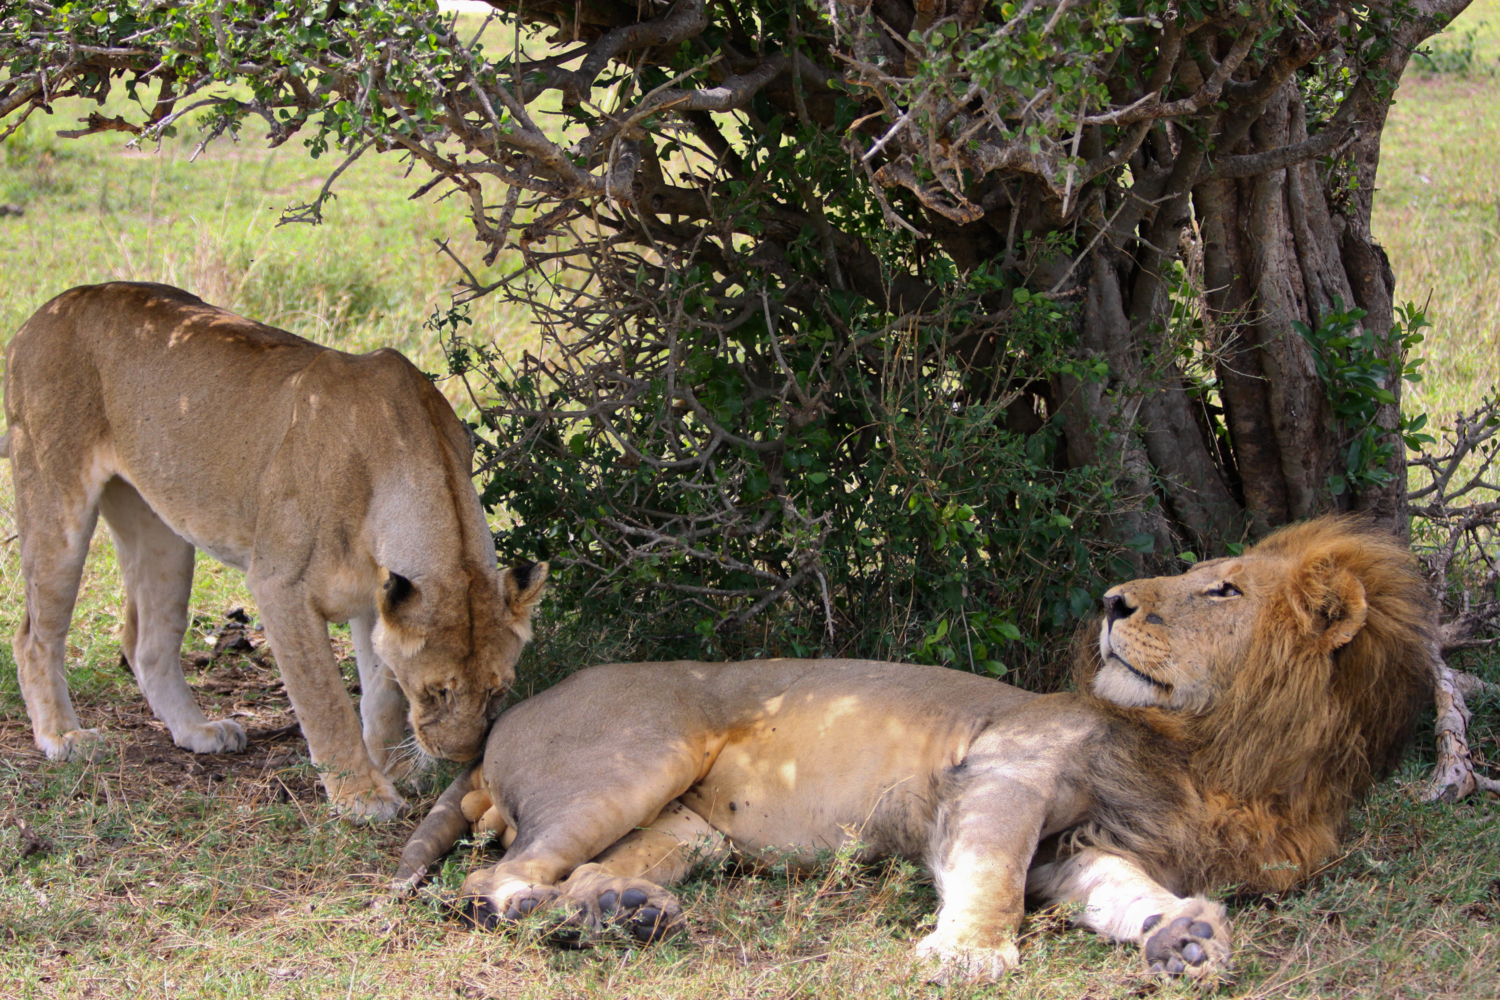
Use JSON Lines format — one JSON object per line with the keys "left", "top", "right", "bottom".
{"left": 1375, "top": 0, "right": 1500, "bottom": 421}
{"left": 0, "top": 5, "right": 1498, "bottom": 998}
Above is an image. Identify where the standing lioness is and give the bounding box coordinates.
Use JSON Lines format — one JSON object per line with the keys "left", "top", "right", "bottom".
{"left": 3, "top": 282, "right": 546, "bottom": 820}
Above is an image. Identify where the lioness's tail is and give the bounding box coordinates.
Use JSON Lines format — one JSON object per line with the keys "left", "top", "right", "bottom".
{"left": 391, "top": 763, "right": 480, "bottom": 895}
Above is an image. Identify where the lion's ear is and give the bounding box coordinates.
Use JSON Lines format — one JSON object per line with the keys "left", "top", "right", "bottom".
{"left": 502, "top": 561, "right": 548, "bottom": 641}
{"left": 1292, "top": 561, "right": 1369, "bottom": 652}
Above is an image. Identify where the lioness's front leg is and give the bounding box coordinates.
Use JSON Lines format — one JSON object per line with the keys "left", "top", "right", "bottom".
{"left": 350, "top": 614, "right": 423, "bottom": 782}
{"left": 1027, "top": 848, "right": 1231, "bottom": 981}
{"left": 253, "top": 588, "right": 406, "bottom": 821}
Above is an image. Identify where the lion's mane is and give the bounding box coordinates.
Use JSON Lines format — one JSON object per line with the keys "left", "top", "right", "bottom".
{"left": 1075, "top": 517, "right": 1433, "bottom": 894}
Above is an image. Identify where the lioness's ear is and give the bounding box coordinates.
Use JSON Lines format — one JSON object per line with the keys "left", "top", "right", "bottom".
{"left": 502, "top": 561, "right": 548, "bottom": 642}
{"left": 377, "top": 569, "right": 427, "bottom": 656}
{"left": 1291, "top": 559, "right": 1369, "bottom": 652}
{"left": 380, "top": 569, "right": 418, "bottom": 617}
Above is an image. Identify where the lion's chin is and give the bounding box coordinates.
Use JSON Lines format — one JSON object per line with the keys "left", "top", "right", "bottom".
{"left": 1092, "top": 658, "right": 1164, "bottom": 708}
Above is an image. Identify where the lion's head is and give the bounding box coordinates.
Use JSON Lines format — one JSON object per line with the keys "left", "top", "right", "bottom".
{"left": 372, "top": 560, "right": 548, "bottom": 762}
{"left": 1080, "top": 517, "right": 1433, "bottom": 892}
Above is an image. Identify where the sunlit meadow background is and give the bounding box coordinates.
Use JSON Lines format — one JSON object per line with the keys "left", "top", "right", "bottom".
{"left": 0, "top": 4, "right": 1496, "bottom": 998}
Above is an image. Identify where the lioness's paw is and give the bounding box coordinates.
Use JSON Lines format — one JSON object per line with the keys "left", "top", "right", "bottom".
{"left": 558, "top": 864, "right": 685, "bottom": 943}
{"left": 175, "top": 719, "right": 248, "bottom": 754}
{"left": 40, "top": 728, "right": 107, "bottom": 762}
{"left": 327, "top": 772, "right": 409, "bottom": 823}
{"left": 1141, "top": 897, "right": 1232, "bottom": 982}
{"left": 383, "top": 748, "right": 436, "bottom": 788}
{"left": 914, "top": 930, "right": 1020, "bottom": 983}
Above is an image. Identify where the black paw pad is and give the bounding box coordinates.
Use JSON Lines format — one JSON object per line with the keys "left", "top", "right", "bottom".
{"left": 504, "top": 895, "right": 545, "bottom": 920}
{"left": 1142, "top": 913, "right": 1163, "bottom": 933}
{"left": 463, "top": 897, "right": 502, "bottom": 932}
{"left": 621, "top": 888, "right": 649, "bottom": 909}
{"left": 1189, "top": 920, "right": 1215, "bottom": 939}
{"left": 628, "top": 906, "right": 675, "bottom": 943}
{"left": 1182, "top": 942, "right": 1207, "bottom": 965}
{"left": 597, "top": 890, "right": 619, "bottom": 915}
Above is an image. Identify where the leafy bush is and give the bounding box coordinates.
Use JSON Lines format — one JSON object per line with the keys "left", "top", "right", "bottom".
{"left": 1296, "top": 300, "right": 1433, "bottom": 496}
{"left": 441, "top": 253, "right": 1146, "bottom": 689}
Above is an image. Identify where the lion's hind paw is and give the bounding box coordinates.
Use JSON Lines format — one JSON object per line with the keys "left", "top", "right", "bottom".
{"left": 557, "top": 865, "right": 685, "bottom": 944}
{"left": 462, "top": 883, "right": 561, "bottom": 931}
{"left": 1141, "top": 897, "right": 1232, "bottom": 982}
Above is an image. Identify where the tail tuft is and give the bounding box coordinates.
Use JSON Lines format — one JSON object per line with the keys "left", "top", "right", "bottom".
{"left": 0, "top": 432, "right": 9, "bottom": 460}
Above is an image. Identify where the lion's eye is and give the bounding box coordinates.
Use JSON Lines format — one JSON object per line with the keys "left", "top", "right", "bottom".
{"left": 1205, "top": 582, "right": 1242, "bottom": 598}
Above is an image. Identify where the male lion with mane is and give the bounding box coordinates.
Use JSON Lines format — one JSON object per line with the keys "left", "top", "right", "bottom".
{"left": 3, "top": 283, "right": 546, "bottom": 820}
{"left": 396, "top": 517, "right": 1430, "bottom": 980}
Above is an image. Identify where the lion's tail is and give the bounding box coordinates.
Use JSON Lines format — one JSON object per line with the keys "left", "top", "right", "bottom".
{"left": 391, "top": 763, "right": 480, "bottom": 896}
{"left": 0, "top": 432, "right": 9, "bottom": 460}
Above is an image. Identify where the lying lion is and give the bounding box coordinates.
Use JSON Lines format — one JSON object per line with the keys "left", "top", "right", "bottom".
{"left": 395, "top": 517, "right": 1430, "bottom": 980}
{"left": 3, "top": 282, "right": 546, "bottom": 820}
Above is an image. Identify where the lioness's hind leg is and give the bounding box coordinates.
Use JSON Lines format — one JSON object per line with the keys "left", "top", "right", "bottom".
{"left": 11, "top": 468, "right": 103, "bottom": 761}
{"left": 99, "top": 477, "right": 246, "bottom": 754}
{"left": 557, "top": 799, "right": 726, "bottom": 942}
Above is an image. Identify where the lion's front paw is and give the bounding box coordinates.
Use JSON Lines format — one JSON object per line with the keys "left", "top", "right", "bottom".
{"left": 326, "top": 771, "right": 409, "bottom": 823}
{"left": 558, "top": 863, "right": 685, "bottom": 943}
{"left": 40, "top": 728, "right": 107, "bottom": 762}
{"left": 175, "top": 719, "right": 248, "bottom": 754}
{"left": 1140, "top": 897, "right": 1232, "bottom": 982}
{"left": 459, "top": 869, "right": 561, "bottom": 931}
{"left": 914, "top": 930, "right": 1020, "bottom": 983}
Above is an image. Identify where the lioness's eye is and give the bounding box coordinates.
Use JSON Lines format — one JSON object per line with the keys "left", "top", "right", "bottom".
{"left": 1206, "top": 582, "right": 1242, "bottom": 598}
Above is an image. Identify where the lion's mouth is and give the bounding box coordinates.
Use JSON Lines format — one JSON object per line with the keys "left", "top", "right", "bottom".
{"left": 1103, "top": 640, "right": 1170, "bottom": 691}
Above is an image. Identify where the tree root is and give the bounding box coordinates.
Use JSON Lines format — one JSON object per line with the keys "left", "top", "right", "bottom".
{"left": 1423, "top": 647, "right": 1500, "bottom": 802}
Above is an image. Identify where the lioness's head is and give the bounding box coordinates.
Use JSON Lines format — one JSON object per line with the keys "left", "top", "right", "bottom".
{"left": 1089, "top": 516, "right": 1431, "bottom": 786}
{"left": 372, "top": 561, "right": 548, "bottom": 762}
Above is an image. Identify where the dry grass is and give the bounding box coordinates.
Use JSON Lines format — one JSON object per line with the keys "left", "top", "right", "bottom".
{"left": 1, "top": 6, "right": 1498, "bottom": 999}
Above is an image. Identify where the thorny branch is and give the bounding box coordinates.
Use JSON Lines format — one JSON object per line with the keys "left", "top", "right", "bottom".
{"left": 1409, "top": 395, "right": 1500, "bottom": 800}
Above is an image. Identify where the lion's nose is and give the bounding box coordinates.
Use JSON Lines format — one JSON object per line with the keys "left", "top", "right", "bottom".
{"left": 1103, "top": 591, "right": 1137, "bottom": 624}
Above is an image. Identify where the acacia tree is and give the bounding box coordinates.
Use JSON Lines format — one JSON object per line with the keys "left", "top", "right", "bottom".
{"left": 0, "top": 1, "right": 1475, "bottom": 651}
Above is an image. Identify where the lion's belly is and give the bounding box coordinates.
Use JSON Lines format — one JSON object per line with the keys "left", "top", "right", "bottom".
{"left": 680, "top": 709, "right": 972, "bottom": 863}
